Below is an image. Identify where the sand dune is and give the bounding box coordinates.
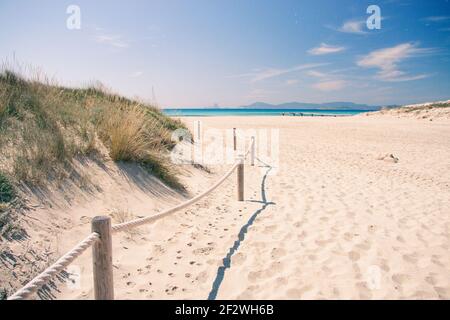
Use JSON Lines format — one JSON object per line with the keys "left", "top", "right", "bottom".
{"left": 365, "top": 100, "right": 450, "bottom": 121}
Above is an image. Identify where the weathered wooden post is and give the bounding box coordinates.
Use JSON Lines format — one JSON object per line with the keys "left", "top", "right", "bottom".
{"left": 237, "top": 156, "right": 244, "bottom": 201}
{"left": 233, "top": 128, "right": 237, "bottom": 151}
{"left": 91, "top": 216, "right": 114, "bottom": 300}
{"left": 251, "top": 136, "right": 256, "bottom": 166}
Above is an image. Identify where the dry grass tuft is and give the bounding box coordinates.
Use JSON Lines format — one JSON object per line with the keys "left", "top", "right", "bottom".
{"left": 109, "top": 209, "right": 143, "bottom": 238}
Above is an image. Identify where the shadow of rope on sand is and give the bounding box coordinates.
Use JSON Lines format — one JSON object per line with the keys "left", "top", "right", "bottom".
{"left": 207, "top": 159, "right": 274, "bottom": 300}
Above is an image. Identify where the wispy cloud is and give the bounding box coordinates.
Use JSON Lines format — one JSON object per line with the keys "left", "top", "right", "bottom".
{"left": 285, "top": 79, "right": 299, "bottom": 86}
{"left": 312, "top": 80, "right": 347, "bottom": 91}
{"left": 422, "top": 16, "right": 450, "bottom": 22}
{"left": 307, "top": 68, "right": 349, "bottom": 91}
{"left": 338, "top": 20, "right": 367, "bottom": 34}
{"left": 306, "top": 70, "right": 328, "bottom": 78}
{"left": 308, "top": 43, "right": 346, "bottom": 55}
{"left": 231, "top": 63, "right": 328, "bottom": 82}
{"left": 95, "top": 33, "right": 129, "bottom": 48}
{"left": 357, "top": 42, "right": 433, "bottom": 82}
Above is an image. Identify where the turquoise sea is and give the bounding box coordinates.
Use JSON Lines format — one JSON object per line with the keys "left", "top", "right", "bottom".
{"left": 163, "top": 108, "right": 369, "bottom": 117}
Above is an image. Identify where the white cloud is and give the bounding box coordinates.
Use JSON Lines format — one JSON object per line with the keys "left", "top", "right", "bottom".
{"left": 338, "top": 20, "right": 367, "bottom": 34}
{"left": 312, "top": 80, "right": 346, "bottom": 91}
{"left": 231, "top": 63, "right": 328, "bottom": 83}
{"left": 130, "top": 71, "right": 143, "bottom": 78}
{"left": 95, "top": 34, "right": 129, "bottom": 48}
{"left": 308, "top": 43, "right": 346, "bottom": 55}
{"left": 357, "top": 42, "right": 433, "bottom": 82}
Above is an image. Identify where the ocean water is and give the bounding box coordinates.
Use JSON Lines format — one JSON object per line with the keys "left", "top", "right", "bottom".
{"left": 163, "top": 108, "right": 368, "bottom": 117}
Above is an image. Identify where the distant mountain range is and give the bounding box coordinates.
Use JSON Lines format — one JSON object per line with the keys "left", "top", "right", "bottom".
{"left": 237, "top": 101, "right": 380, "bottom": 111}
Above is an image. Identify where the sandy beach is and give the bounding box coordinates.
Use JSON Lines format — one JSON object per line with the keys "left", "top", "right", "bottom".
{"left": 3, "top": 0, "right": 450, "bottom": 305}
{"left": 41, "top": 113, "right": 449, "bottom": 300}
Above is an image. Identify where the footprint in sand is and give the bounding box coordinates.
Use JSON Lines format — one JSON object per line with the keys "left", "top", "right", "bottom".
{"left": 264, "top": 225, "right": 277, "bottom": 233}
{"left": 248, "top": 270, "right": 264, "bottom": 282}
{"left": 271, "top": 247, "right": 286, "bottom": 259}
{"left": 286, "top": 285, "right": 313, "bottom": 299}
{"left": 355, "top": 240, "right": 372, "bottom": 251}
{"left": 293, "top": 221, "right": 303, "bottom": 228}
{"left": 431, "top": 255, "right": 444, "bottom": 267}
{"left": 79, "top": 216, "right": 90, "bottom": 224}
{"left": 368, "top": 225, "right": 376, "bottom": 233}
{"left": 275, "top": 277, "right": 288, "bottom": 286}
{"left": 193, "top": 247, "right": 214, "bottom": 256}
{"left": 232, "top": 252, "right": 247, "bottom": 266}
{"left": 165, "top": 285, "right": 179, "bottom": 296}
{"left": 348, "top": 251, "right": 361, "bottom": 261}
{"left": 379, "top": 259, "right": 390, "bottom": 272}
{"left": 315, "top": 239, "right": 333, "bottom": 247}
{"left": 297, "top": 231, "right": 307, "bottom": 240}
{"left": 402, "top": 253, "right": 418, "bottom": 264}
{"left": 307, "top": 254, "right": 317, "bottom": 261}
{"left": 195, "top": 271, "right": 209, "bottom": 284}
{"left": 343, "top": 232, "right": 353, "bottom": 241}
{"left": 392, "top": 273, "right": 410, "bottom": 285}
{"left": 425, "top": 273, "right": 438, "bottom": 286}
{"left": 356, "top": 281, "right": 373, "bottom": 299}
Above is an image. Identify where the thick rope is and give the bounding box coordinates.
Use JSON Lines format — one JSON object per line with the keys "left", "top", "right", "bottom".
{"left": 112, "top": 144, "right": 252, "bottom": 233}
{"left": 112, "top": 142, "right": 253, "bottom": 233}
{"left": 112, "top": 161, "right": 240, "bottom": 233}
{"left": 8, "top": 232, "right": 100, "bottom": 300}
{"left": 8, "top": 139, "right": 255, "bottom": 300}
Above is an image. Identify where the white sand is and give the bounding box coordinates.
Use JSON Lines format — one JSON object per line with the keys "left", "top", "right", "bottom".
{"left": 7, "top": 114, "right": 449, "bottom": 300}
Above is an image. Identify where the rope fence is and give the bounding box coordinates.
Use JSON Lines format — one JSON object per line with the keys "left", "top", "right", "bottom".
{"left": 7, "top": 135, "right": 256, "bottom": 300}
{"left": 8, "top": 232, "right": 100, "bottom": 300}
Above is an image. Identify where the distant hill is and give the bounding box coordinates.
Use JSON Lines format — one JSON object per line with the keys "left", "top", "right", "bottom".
{"left": 239, "top": 101, "right": 380, "bottom": 111}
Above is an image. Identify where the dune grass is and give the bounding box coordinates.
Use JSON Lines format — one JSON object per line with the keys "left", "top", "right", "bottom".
{"left": 0, "top": 172, "right": 15, "bottom": 203}
{"left": 0, "top": 70, "right": 186, "bottom": 190}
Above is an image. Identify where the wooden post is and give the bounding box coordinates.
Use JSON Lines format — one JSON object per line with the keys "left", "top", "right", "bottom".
{"left": 237, "top": 156, "right": 244, "bottom": 201}
{"left": 91, "top": 216, "right": 114, "bottom": 300}
{"left": 197, "top": 121, "right": 201, "bottom": 142}
{"left": 233, "top": 128, "right": 237, "bottom": 151}
{"left": 251, "top": 136, "right": 255, "bottom": 166}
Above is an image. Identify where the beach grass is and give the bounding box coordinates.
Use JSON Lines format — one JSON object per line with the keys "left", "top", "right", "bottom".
{"left": 0, "top": 69, "right": 186, "bottom": 190}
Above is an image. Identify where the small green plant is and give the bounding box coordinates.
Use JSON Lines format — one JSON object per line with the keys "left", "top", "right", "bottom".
{"left": 0, "top": 172, "right": 15, "bottom": 203}
{"left": 0, "top": 288, "right": 7, "bottom": 300}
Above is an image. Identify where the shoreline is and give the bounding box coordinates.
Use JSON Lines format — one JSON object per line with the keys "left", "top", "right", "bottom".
{"left": 162, "top": 108, "right": 374, "bottom": 117}
{"left": 167, "top": 113, "right": 357, "bottom": 118}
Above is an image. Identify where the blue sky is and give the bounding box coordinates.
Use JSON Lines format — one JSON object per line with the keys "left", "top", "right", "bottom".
{"left": 0, "top": 0, "right": 449, "bottom": 107}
